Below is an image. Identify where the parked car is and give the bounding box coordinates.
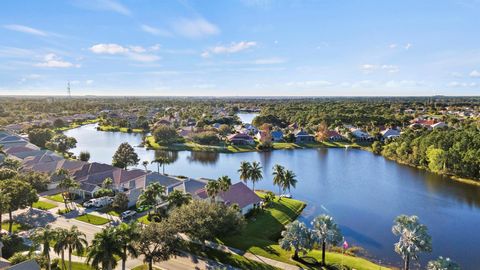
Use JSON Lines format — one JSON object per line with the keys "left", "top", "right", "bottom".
{"left": 136, "top": 205, "right": 152, "bottom": 213}
{"left": 280, "top": 194, "right": 292, "bottom": 199}
{"left": 94, "top": 196, "right": 114, "bottom": 208}
{"left": 83, "top": 199, "right": 96, "bottom": 208}
{"left": 121, "top": 210, "right": 137, "bottom": 220}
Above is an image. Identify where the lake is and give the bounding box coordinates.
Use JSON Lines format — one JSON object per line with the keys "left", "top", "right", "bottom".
{"left": 65, "top": 123, "right": 480, "bottom": 269}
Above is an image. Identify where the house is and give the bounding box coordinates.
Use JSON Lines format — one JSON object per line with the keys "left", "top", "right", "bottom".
{"left": 178, "top": 126, "right": 194, "bottom": 137}
{"left": 173, "top": 178, "right": 209, "bottom": 195}
{"left": 381, "top": 128, "right": 401, "bottom": 139}
{"left": 326, "top": 130, "right": 344, "bottom": 141}
{"left": 294, "top": 129, "right": 314, "bottom": 143}
{"left": 227, "top": 133, "right": 255, "bottom": 145}
{"left": 409, "top": 119, "right": 447, "bottom": 130}
{"left": 144, "top": 172, "right": 183, "bottom": 194}
{"left": 195, "top": 182, "right": 262, "bottom": 214}
{"left": 350, "top": 128, "right": 373, "bottom": 141}
{"left": 255, "top": 130, "right": 270, "bottom": 142}
{"left": 271, "top": 130, "right": 284, "bottom": 142}
{"left": 431, "top": 122, "right": 447, "bottom": 129}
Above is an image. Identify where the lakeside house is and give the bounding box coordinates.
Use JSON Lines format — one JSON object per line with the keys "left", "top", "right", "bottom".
{"left": 350, "top": 128, "right": 374, "bottom": 141}
{"left": 271, "top": 130, "right": 284, "bottom": 142}
{"left": 294, "top": 129, "right": 314, "bottom": 143}
{"left": 381, "top": 128, "right": 401, "bottom": 140}
{"left": 173, "top": 178, "right": 209, "bottom": 195}
{"left": 326, "top": 130, "right": 344, "bottom": 141}
{"left": 409, "top": 118, "right": 447, "bottom": 130}
{"left": 194, "top": 182, "right": 262, "bottom": 215}
{"left": 227, "top": 133, "right": 255, "bottom": 145}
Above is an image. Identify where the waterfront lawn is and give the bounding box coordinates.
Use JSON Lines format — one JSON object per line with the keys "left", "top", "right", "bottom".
{"left": 220, "top": 193, "right": 389, "bottom": 270}
{"left": 98, "top": 125, "right": 144, "bottom": 133}
{"left": 180, "top": 241, "right": 279, "bottom": 270}
{"left": 75, "top": 214, "right": 110, "bottom": 225}
{"left": 1, "top": 221, "right": 32, "bottom": 233}
{"left": 32, "top": 201, "right": 57, "bottom": 210}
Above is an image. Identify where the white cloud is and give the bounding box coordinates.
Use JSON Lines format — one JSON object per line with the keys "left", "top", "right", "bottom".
{"left": 172, "top": 17, "right": 219, "bottom": 38}
{"left": 405, "top": 43, "right": 412, "bottom": 50}
{"left": 381, "top": 64, "right": 399, "bottom": 73}
{"left": 140, "top": 24, "right": 171, "bottom": 37}
{"left": 361, "top": 64, "right": 378, "bottom": 73}
{"left": 89, "top": 43, "right": 160, "bottom": 62}
{"left": 202, "top": 41, "right": 257, "bottom": 57}
{"left": 72, "top": 0, "right": 131, "bottom": 16}
{"left": 448, "top": 81, "right": 477, "bottom": 87}
{"left": 361, "top": 64, "right": 399, "bottom": 73}
{"left": 3, "top": 24, "right": 48, "bottom": 36}
{"left": 35, "top": 53, "right": 78, "bottom": 68}
{"left": 90, "top": 43, "right": 129, "bottom": 54}
{"left": 389, "top": 44, "right": 398, "bottom": 49}
{"left": 254, "top": 57, "right": 286, "bottom": 65}
{"left": 86, "top": 80, "right": 94, "bottom": 85}
{"left": 193, "top": 84, "right": 216, "bottom": 89}
{"left": 469, "top": 70, "right": 480, "bottom": 78}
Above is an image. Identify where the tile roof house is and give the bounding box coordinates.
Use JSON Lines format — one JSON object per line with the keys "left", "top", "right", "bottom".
{"left": 227, "top": 133, "right": 254, "bottom": 145}
{"left": 195, "top": 182, "right": 261, "bottom": 214}
{"left": 271, "top": 130, "right": 284, "bottom": 142}
{"left": 294, "top": 129, "right": 314, "bottom": 143}
{"left": 144, "top": 172, "right": 183, "bottom": 193}
{"left": 326, "top": 130, "right": 344, "bottom": 141}
{"left": 6, "top": 259, "right": 41, "bottom": 270}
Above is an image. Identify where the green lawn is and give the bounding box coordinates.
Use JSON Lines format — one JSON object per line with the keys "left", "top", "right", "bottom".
{"left": 97, "top": 125, "right": 144, "bottom": 133}
{"left": 220, "top": 193, "right": 390, "bottom": 270}
{"left": 75, "top": 214, "right": 110, "bottom": 225}
{"left": 45, "top": 193, "right": 65, "bottom": 203}
{"left": 56, "top": 261, "right": 94, "bottom": 270}
{"left": 1, "top": 221, "right": 32, "bottom": 233}
{"left": 32, "top": 201, "right": 57, "bottom": 210}
{"left": 181, "top": 241, "right": 279, "bottom": 270}
{"left": 137, "top": 214, "right": 151, "bottom": 225}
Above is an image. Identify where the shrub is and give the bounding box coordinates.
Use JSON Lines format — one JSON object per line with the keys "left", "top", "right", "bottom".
{"left": 191, "top": 131, "right": 220, "bottom": 145}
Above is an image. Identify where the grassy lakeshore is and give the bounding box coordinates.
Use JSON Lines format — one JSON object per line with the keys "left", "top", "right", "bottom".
{"left": 219, "top": 192, "right": 390, "bottom": 270}
{"left": 54, "top": 118, "right": 99, "bottom": 132}
{"left": 97, "top": 125, "right": 145, "bottom": 133}
{"left": 145, "top": 135, "right": 362, "bottom": 153}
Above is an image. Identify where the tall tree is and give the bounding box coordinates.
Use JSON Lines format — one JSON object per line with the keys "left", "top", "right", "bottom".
{"left": 135, "top": 221, "right": 180, "bottom": 270}
{"left": 282, "top": 170, "right": 298, "bottom": 194}
{"left": 65, "top": 226, "right": 88, "bottom": 270}
{"left": 45, "top": 134, "right": 77, "bottom": 154}
{"left": 311, "top": 215, "right": 343, "bottom": 266}
{"left": 249, "top": 161, "right": 263, "bottom": 191}
{"left": 31, "top": 225, "right": 56, "bottom": 270}
{"left": 0, "top": 180, "right": 38, "bottom": 233}
{"left": 28, "top": 128, "right": 53, "bottom": 148}
{"left": 53, "top": 228, "right": 69, "bottom": 270}
{"left": 142, "top": 160, "right": 149, "bottom": 172}
{"left": 315, "top": 121, "right": 329, "bottom": 142}
{"left": 0, "top": 192, "right": 10, "bottom": 227}
{"left": 112, "top": 142, "right": 140, "bottom": 169}
{"left": 79, "top": 151, "right": 90, "bottom": 162}
{"left": 392, "top": 215, "right": 432, "bottom": 270}
{"left": 57, "top": 175, "right": 79, "bottom": 209}
{"left": 205, "top": 180, "right": 220, "bottom": 203}
{"left": 152, "top": 157, "right": 171, "bottom": 174}
{"left": 115, "top": 222, "right": 140, "bottom": 270}
{"left": 87, "top": 227, "right": 122, "bottom": 270}
{"left": 272, "top": 164, "right": 285, "bottom": 198}
{"left": 218, "top": 175, "right": 232, "bottom": 192}
{"left": 238, "top": 161, "right": 252, "bottom": 186}
{"left": 1, "top": 158, "right": 21, "bottom": 171}
{"left": 137, "top": 182, "right": 165, "bottom": 216}
{"left": 166, "top": 190, "right": 191, "bottom": 209}
{"left": 279, "top": 220, "right": 315, "bottom": 260}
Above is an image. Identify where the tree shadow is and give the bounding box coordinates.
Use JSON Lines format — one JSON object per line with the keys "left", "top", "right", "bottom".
{"left": 15, "top": 208, "right": 56, "bottom": 227}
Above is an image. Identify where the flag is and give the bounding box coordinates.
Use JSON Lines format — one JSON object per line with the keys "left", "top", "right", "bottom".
{"left": 343, "top": 240, "right": 349, "bottom": 250}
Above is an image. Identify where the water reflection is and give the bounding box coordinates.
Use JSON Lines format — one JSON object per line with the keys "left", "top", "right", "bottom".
{"left": 187, "top": 151, "right": 219, "bottom": 165}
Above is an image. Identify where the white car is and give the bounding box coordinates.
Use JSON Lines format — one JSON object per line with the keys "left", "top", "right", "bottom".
{"left": 83, "top": 199, "right": 96, "bottom": 208}
{"left": 280, "top": 194, "right": 292, "bottom": 199}
{"left": 121, "top": 210, "right": 137, "bottom": 220}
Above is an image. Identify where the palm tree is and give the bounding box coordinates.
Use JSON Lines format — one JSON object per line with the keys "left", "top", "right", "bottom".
{"left": 249, "top": 161, "right": 263, "bottom": 191}
{"left": 87, "top": 227, "right": 122, "bottom": 270}
{"left": 392, "top": 215, "right": 432, "bottom": 270}
{"left": 0, "top": 145, "right": 6, "bottom": 156}
{"left": 238, "top": 161, "right": 251, "bottom": 186}
{"left": 152, "top": 157, "right": 170, "bottom": 174}
{"left": 166, "top": 190, "right": 191, "bottom": 209}
{"left": 137, "top": 182, "right": 166, "bottom": 216}
{"left": 218, "top": 175, "right": 232, "bottom": 192}
{"left": 53, "top": 228, "right": 68, "bottom": 270}
{"left": 31, "top": 225, "right": 56, "bottom": 270}
{"left": 272, "top": 164, "right": 285, "bottom": 198}
{"left": 282, "top": 170, "right": 297, "bottom": 195}
{"left": 311, "top": 215, "right": 343, "bottom": 266}
{"left": 427, "top": 256, "right": 460, "bottom": 270}
{"left": 279, "top": 220, "right": 314, "bottom": 260}
{"left": 205, "top": 180, "right": 220, "bottom": 203}
{"left": 115, "top": 222, "right": 140, "bottom": 270}
{"left": 142, "top": 160, "right": 149, "bottom": 172}
{"left": 102, "top": 177, "right": 113, "bottom": 189}
{"left": 65, "top": 226, "right": 87, "bottom": 270}
{"left": 57, "top": 174, "right": 79, "bottom": 209}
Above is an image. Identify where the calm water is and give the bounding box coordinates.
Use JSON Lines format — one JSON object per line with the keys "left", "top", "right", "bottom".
{"left": 65, "top": 124, "right": 480, "bottom": 269}
{"left": 237, "top": 112, "right": 258, "bottom": 124}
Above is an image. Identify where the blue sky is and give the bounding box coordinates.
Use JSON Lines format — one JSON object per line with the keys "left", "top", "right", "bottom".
{"left": 1, "top": 0, "right": 480, "bottom": 96}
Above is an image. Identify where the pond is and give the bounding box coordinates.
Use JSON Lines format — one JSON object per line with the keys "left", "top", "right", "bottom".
{"left": 65, "top": 124, "right": 480, "bottom": 269}
{"left": 237, "top": 112, "right": 258, "bottom": 124}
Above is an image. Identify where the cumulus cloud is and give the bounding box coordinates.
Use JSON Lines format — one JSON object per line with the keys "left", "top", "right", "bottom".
{"left": 389, "top": 44, "right": 397, "bottom": 49}
{"left": 3, "top": 24, "right": 48, "bottom": 36}
{"left": 202, "top": 41, "right": 256, "bottom": 57}
{"left": 172, "top": 17, "right": 219, "bottom": 38}
{"left": 35, "top": 53, "right": 78, "bottom": 68}
{"left": 448, "top": 81, "right": 478, "bottom": 87}
{"left": 469, "top": 70, "right": 480, "bottom": 78}
{"left": 361, "top": 64, "right": 399, "bottom": 73}
{"left": 89, "top": 43, "right": 160, "bottom": 62}
{"left": 405, "top": 43, "right": 412, "bottom": 50}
